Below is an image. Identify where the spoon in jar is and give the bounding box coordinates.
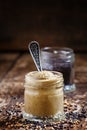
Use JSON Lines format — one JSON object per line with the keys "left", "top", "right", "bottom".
{"left": 28, "top": 41, "right": 42, "bottom": 71}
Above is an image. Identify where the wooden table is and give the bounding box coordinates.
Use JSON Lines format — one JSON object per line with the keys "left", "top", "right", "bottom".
{"left": 0, "top": 53, "right": 87, "bottom": 130}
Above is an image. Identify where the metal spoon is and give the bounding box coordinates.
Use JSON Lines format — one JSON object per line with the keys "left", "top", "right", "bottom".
{"left": 28, "top": 41, "right": 42, "bottom": 71}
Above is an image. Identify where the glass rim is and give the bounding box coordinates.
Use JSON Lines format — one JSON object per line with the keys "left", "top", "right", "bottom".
{"left": 41, "top": 47, "right": 74, "bottom": 55}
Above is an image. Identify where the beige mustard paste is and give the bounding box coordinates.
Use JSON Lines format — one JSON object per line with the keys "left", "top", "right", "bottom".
{"left": 24, "top": 71, "right": 64, "bottom": 117}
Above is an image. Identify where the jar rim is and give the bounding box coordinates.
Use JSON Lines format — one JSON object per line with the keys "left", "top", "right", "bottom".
{"left": 24, "top": 71, "right": 63, "bottom": 89}
{"left": 41, "top": 47, "right": 74, "bottom": 55}
{"left": 25, "top": 71, "right": 63, "bottom": 82}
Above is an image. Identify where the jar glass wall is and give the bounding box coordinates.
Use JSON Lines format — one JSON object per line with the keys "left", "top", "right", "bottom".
{"left": 23, "top": 71, "right": 64, "bottom": 122}
{"left": 41, "top": 47, "right": 76, "bottom": 93}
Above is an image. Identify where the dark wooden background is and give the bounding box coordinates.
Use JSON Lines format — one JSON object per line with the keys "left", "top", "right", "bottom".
{"left": 0, "top": 0, "right": 87, "bottom": 52}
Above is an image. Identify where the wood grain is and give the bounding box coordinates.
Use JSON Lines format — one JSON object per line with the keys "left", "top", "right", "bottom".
{"left": 1, "top": 53, "right": 87, "bottom": 83}
{"left": 0, "top": 53, "right": 87, "bottom": 129}
{"left": 0, "top": 54, "right": 36, "bottom": 97}
{"left": 0, "top": 53, "right": 19, "bottom": 82}
{"left": 75, "top": 54, "right": 87, "bottom": 84}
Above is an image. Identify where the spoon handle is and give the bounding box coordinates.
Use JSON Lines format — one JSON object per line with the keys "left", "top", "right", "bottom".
{"left": 29, "top": 41, "right": 42, "bottom": 71}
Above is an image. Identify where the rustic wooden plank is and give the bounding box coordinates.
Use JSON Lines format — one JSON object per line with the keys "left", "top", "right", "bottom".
{"left": 2, "top": 53, "right": 87, "bottom": 80}
{"left": 0, "top": 52, "right": 86, "bottom": 98}
{"left": 0, "top": 53, "right": 87, "bottom": 97}
{"left": 75, "top": 54, "right": 87, "bottom": 72}
{"left": 1, "top": 53, "right": 87, "bottom": 83}
{"left": 0, "top": 53, "right": 87, "bottom": 129}
{"left": 2, "top": 54, "right": 36, "bottom": 81}
{"left": 0, "top": 54, "right": 36, "bottom": 97}
{"left": 0, "top": 53, "right": 19, "bottom": 82}
{"left": 75, "top": 54, "right": 87, "bottom": 84}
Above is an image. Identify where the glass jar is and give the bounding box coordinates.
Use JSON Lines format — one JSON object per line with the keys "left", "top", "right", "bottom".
{"left": 41, "top": 47, "right": 76, "bottom": 93}
{"left": 23, "top": 71, "right": 64, "bottom": 122}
